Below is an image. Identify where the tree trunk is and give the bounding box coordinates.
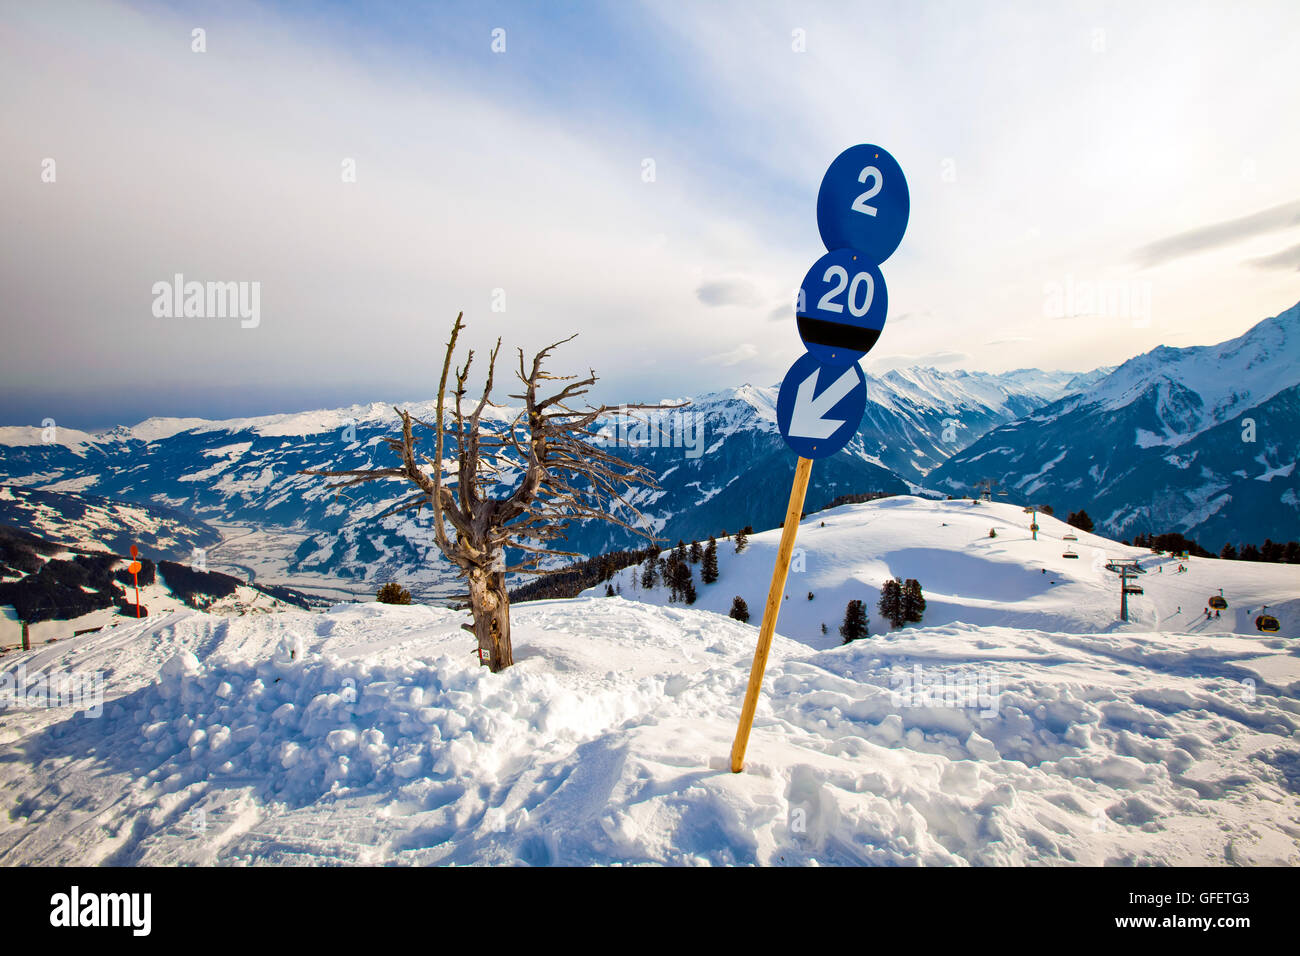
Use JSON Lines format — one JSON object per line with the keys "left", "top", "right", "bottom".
{"left": 467, "top": 566, "right": 513, "bottom": 672}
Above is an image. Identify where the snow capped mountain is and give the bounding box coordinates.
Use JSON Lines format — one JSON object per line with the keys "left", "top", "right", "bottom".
{"left": 1057, "top": 304, "right": 1297, "bottom": 447}
{"left": 929, "top": 301, "right": 1300, "bottom": 545}
{"left": 0, "top": 367, "right": 1088, "bottom": 595}
{"left": 860, "top": 366, "right": 1097, "bottom": 483}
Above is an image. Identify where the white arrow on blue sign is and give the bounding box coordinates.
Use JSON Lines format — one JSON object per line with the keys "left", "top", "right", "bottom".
{"left": 775, "top": 352, "right": 867, "bottom": 459}
{"left": 816, "top": 143, "right": 909, "bottom": 265}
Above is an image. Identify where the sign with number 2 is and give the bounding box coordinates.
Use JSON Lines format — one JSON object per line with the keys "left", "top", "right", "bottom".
{"left": 815, "top": 144, "right": 910, "bottom": 265}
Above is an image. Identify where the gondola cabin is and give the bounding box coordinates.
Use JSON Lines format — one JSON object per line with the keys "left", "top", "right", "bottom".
{"left": 1256, "top": 615, "right": 1280, "bottom": 633}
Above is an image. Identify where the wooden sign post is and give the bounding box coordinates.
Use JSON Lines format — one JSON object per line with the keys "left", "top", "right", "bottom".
{"left": 729, "top": 143, "right": 907, "bottom": 773}
{"left": 730, "top": 456, "right": 813, "bottom": 772}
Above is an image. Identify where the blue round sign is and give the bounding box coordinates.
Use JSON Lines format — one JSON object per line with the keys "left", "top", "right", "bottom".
{"left": 816, "top": 144, "right": 909, "bottom": 264}
{"left": 796, "top": 249, "right": 888, "bottom": 365}
{"left": 776, "top": 352, "right": 867, "bottom": 459}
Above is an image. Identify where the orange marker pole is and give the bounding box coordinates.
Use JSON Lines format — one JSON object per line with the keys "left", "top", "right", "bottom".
{"left": 730, "top": 455, "right": 814, "bottom": 772}
{"left": 128, "top": 545, "right": 142, "bottom": 618}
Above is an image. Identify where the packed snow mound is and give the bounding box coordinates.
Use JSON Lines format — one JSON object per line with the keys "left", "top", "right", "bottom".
{"left": 2, "top": 597, "right": 1297, "bottom": 866}
{"left": 595, "top": 496, "right": 1300, "bottom": 647}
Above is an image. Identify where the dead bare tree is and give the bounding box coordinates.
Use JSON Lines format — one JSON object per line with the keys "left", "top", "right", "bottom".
{"left": 302, "top": 312, "right": 682, "bottom": 672}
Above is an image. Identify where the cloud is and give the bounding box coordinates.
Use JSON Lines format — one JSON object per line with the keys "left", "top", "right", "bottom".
{"left": 696, "top": 278, "right": 763, "bottom": 308}
{"left": 706, "top": 343, "right": 759, "bottom": 367}
{"left": 1247, "top": 242, "right": 1300, "bottom": 271}
{"left": 917, "top": 350, "right": 969, "bottom": 366}
{"left": 5, "top": 0, "right": 1300, "bottom": 426}
{"left": 986, "top": 336, "right": 1034, "bottom": 346}
{"left": 1132, "top": 199, "right": 1300, "bottom": 267}
{"left": 867, "top": 350, "right": 969, "bottom": 369}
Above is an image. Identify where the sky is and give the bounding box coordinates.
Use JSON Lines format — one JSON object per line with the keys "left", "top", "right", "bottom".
{"left": 1, "top": 0, "right": 1298, "bottom": 429}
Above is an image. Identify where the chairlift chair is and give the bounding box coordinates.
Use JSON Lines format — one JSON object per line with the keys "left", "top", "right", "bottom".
{"left": 1062, "top": 533, "right": 1078, "bottom": 541}
{"left": 1062, "top": 547, "right": 1079, "bottom": 559}
{"left": 1255, "top": 614, "right": 1280, "bottom": 633}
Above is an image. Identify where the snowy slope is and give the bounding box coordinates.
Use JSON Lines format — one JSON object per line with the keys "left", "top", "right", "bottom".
{"left": 593, "top": 496, "right": 1300, "bottom": 648}
{"left": 2, "top": 499, "right": 1297, "bottom": 866}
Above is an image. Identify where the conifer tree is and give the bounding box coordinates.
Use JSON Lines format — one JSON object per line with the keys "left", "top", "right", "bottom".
{"left": 877, "top": 577, "right": 904, "bottom": 629}
{"left": 640, "top": 552, "right": 658, "bottom": 590}
{"left": 689, "top": 540, "right": 703, "bottom": 564}
{"left": 377, "top": 582, "right": 411, "bottom": 605}
{"left": 901, "top": 578, "right": 926, "bottom": 624}
{"left": 1066, "top": 509, "right": 1094, "bottom": 533}
{"left": 729, "top": 596, "right": 750, "bottom": 623}
{"left": 664, "top": 551, "right": 682, "bottom": 602}
{"left": 840, "top": 599, "right": 869, "bottom": 644}
{"left": 701, "top": 536, "right": 719, "bottom": 584}
{"left": 668, "top": 554, "right": 694, "bottom": 603}
{"left": 734, "top": 527, "right": 749, "bottom": 553}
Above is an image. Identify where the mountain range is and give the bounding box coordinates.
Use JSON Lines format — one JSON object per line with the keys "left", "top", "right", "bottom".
{"left": 930, "top": 301, "right": 1300, "bottom": 548}
{"left": 0, "top": 367, "right": 1094, "bottom": 595}
{"left": 0, "top": 300, "right": 1295, "bottom": 594}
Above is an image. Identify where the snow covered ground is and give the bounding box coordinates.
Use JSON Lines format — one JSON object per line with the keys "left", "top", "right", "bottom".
{"left": 596, "top": 496, "right": 1300, "bottom": 650}
{"left": 1, "top": 498, "right": 1297, "bottom": 865}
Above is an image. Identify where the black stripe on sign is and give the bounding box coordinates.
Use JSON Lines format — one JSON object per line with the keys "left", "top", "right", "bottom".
{"left": 797, "top": 316, "right": 882, "bottom": 354}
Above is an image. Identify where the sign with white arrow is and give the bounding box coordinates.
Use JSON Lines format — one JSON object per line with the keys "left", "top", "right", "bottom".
{"left": 775, "top": 352, "right": 867, "bottom": 459}
{"left": 731, "top": 142, "right": 907, "bottom": 775}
